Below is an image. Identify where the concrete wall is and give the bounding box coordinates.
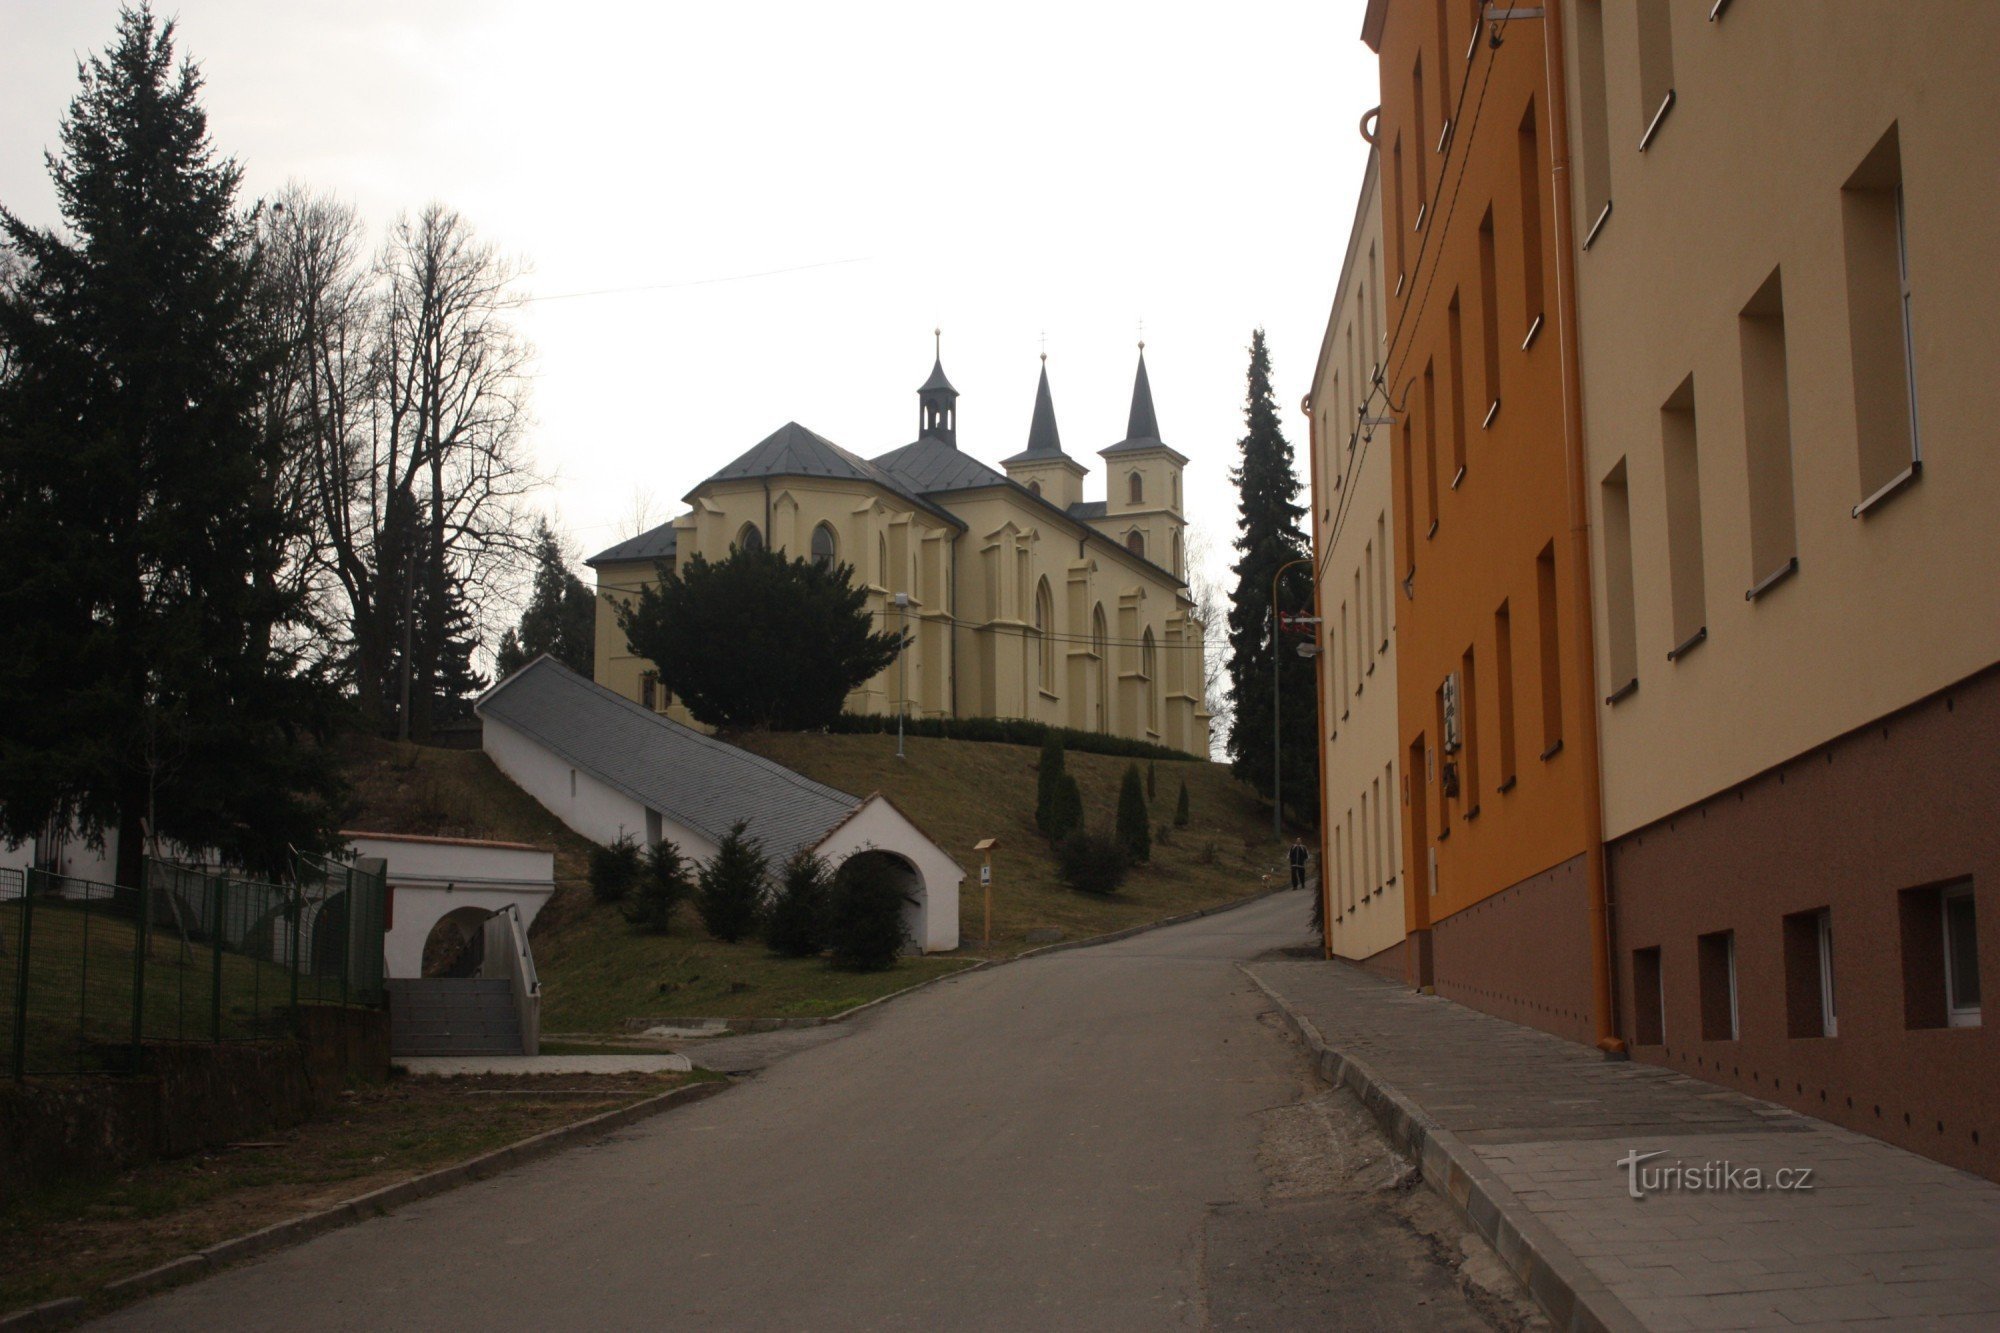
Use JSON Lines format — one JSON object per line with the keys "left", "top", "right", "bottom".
{"left": 814, "top": 796, "right": 964, "bottom": 954}
{"left": 481, "top": 715, "right": 718, "bottom": 862}
{"left": 346, "top": 832, "right": 556, "bottom": 979}
{"left": 1309, "top": 147, "right": 1408, "bottom": 968}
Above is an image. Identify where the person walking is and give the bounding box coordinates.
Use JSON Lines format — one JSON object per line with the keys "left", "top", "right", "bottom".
{"left": 1288, "top": 837, "right": 1309, "bottom": 890}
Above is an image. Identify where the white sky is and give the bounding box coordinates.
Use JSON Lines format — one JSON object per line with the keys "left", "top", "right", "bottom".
{"left": 1, "top": 0, "right": 1381, "bottom": 604}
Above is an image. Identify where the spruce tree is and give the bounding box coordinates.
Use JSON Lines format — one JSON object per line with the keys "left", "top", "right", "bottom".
{"left": 626, "top": 838, "right": 693, "bottom": 933}
{"left": 764, "top": 849, "right": 831, "bottom": 958}
{"left": 1116, "top": 764, "right": 1151, "bottom": 864}
{"left": 1034, "top": 733, "right": 1067, "bottom": 837}
{"left": 1048, "top": 772, "right": 1084, "bottom": 842}
{"left": 0, "top": 6, "right": 343, "bottom": 883}
{"left": 1225, "top": 329, "right": 1318, "bottom": 827}
{"left": 697, "top": 820, "right": 768, "bottom": 943}
{"left": 496, "top": 518, "right": 595, "bottom": 679}
{"left": 1175, "top": 779, "right": 1191, "bottom": 828}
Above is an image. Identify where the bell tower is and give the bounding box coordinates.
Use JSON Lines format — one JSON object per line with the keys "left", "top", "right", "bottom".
{"left": 917, "top": 329, "right": 958, "bottom": 446}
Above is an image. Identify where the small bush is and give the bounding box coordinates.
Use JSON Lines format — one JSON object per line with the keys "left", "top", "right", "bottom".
{"left": 625, "top": 838, "right": 694, "bottom": 933}
{"left": 765, "top": 849, "right": 831, "bottom": 958}
{"left": 1057, "top": 831, "right": 1128, "bottom": 895}
{"left": 1116, "top": 764, "right": 1151, "bottom": 864}
{"left": 589, "top": 835, "right": 642, "bottom": 904}
{"left": 827, "top": 854, "right": 911, "bottom": 971}
{"left": 1175, "top": 779, "right": 1190, "bottom": 827}
{"left": 697, "top": 820, "right": 768, "bottom": 943}
{"left": 1046, "top": 771, "right": 1084, "bottom": 841}
{"left": 1197, "top": 839, "right": 1218, "bottom": 866}
{"left": 1034, "top": 734, "right": 1067, "bottom": 837}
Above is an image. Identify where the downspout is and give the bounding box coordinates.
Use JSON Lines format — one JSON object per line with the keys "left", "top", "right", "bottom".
{"left": 1541, "top": 1, "right": 1625, "bottom": 1056}
{"left": 1304, "top": 393, "right": 1335, "bottom": 960}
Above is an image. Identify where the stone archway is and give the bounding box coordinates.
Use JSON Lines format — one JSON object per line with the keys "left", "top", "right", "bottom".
{"left": 421, "top": 905, "right": 496, "bottom": 978}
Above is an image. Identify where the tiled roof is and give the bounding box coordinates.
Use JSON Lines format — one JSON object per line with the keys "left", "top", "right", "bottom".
{"left": 586, "top": 520, "right": 679, "bottom": 567}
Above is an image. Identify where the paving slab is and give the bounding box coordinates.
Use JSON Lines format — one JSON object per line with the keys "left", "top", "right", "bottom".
{"left": 397, "top": 1053, "right": 692, "bottom": 1076}
{"left": 1249, "top": 959, "right": 2000, "bottom": 1332}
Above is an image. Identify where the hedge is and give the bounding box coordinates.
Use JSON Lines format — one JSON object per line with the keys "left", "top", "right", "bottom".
{"left": 824, "top": 712, "right": 1193, "bottom": 763}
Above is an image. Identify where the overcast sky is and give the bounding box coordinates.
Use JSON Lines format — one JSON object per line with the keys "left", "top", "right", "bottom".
{"left": 1, "top": 0, "right": 1380, "bottom": 603}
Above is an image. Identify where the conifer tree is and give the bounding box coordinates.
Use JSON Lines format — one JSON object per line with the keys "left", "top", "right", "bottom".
{"left": 1116, "top": 764, "right": 1151, "bottom": 864}
{"left": 626, "top": 838, "right": 693, "bottom": 933}
{"left": 496, "top": 518, "right": 595, "bottom": 679}
{"left": 1035, "top": 733, "right": 1067, "bottom": 837}
{"left": 697, "top": 821, "right": 768, "bottom": 943}
{"left": 1225, "top": 329, "right": 1318, "bottom": 826}
{"left": 1048, "top": 772, "right": 1084, "bottom": 842}
{"left": 1175, "top": 779, "right": 1191, "bottom": 828}
{"left": 0, "top": 5, "right": 343, "bottom": 882}
{"left": 764, "top": 849, "right": 831, "bottom": 958}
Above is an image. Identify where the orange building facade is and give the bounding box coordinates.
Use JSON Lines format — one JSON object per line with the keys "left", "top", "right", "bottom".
{"left": 1362, "top": 0, "right": 1607, "bottom": 1044}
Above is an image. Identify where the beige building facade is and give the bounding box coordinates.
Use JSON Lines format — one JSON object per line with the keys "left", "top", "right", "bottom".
{"left": 1305, "top": 148, "right": 1405, "bottom": 974}
{"left": 587, "top": 350, "right": 1211, "bottom": 757}
{"left": 1561, "top": 0, "right": 2000, "bottom": 1179}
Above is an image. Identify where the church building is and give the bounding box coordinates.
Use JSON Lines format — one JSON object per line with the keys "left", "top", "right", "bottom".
{"left": 586, "top": 345, "right": 1212, "bottom": 757}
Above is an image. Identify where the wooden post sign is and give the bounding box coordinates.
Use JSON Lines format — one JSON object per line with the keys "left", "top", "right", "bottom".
{"left": 973, "top": 838, "right": 998, "bottom": 948}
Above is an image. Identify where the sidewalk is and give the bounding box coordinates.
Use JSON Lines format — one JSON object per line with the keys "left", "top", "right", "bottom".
{"left": 1247, "top": 960, "right": 2000, "bottom": 1332}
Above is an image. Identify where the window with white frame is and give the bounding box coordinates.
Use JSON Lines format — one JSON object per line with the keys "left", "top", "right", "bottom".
{"left": 1945, "top": 883, "right": 1981, "bottom": 1028}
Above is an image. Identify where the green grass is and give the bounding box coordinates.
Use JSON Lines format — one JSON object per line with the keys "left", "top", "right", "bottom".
{"left": 338, "top": 730, "right": 1295, "bottom": 1034}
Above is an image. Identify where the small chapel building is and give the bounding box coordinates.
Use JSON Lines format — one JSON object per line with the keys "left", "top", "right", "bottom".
{"left": 586, "top": 345, "right": 1211, "bottom": 757}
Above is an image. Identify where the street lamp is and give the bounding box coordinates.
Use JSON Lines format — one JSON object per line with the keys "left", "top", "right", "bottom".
{"left": 894, "top": 592, "right": 910, "bottom": 760}
{"left": 1271, "top": 556, "right": 1316, "bottom": 840}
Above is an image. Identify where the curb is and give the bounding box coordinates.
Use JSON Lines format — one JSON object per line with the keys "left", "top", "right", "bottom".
{"left": 1239, "top": 966, "right": 1646, "bottom": 1333}
{"left": 3, "top": 1077, "right": 733, "bottom": 1326}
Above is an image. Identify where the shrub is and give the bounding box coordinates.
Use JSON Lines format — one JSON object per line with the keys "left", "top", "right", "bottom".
{"left": 1056, "top": 831, "right": 1128, "bottom": 895}
{"left": 1175, "top": 779, "right": 1190, "bottom": 827}
{"left": 625, "top": 838, "right": 694, "bottom": 933}
{"left": 1197, "top": 839, "right": 1218, "bottom": 866}
{"left": 1116, "top": 764, "right": 1151, "bottom": 864}
{"left": 765, "top": 849, "right": 831, "bottom": 958}
{"left": 589, "top": 835, "right": 642, "bottom": 904}
{"left": 1047, "top": 771, "right": 1084, "bottom": 841}
{"left": 826, "top": 712, "right": 1188, "bottom": 762}
{"left": 827, "top": 854, "right": 910, "bottom": 971}
{"left": 696, "top": 820, "right": 768, "bottom": 943}
{"left": 1035, "top": 734, "right": 1067, "bottom": 837}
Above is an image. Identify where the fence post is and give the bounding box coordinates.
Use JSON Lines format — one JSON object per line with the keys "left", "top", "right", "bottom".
{"left": 211, "top": 874, "right": 226, "bottom": 1043}
{"left": 130, "top": 863, "right": 150, "bottom": 1068}
{"left": 11, "top": 871, "right": 35, "bottom": 1080}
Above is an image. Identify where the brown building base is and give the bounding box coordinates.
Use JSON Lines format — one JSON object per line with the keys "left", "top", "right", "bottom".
{"left": 1611, "top": 664, "right": 2000, "bottom": 1182}
{"left": 1430, "top": 852, "right": 1597, "bottom": 1047}
{"left": 1352, "top": 936, "right": 1406, "bottom": 983}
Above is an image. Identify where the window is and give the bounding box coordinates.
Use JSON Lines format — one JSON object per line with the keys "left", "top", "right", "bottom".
{"left": 1126, "top": 530, "right": 1145, "bottom": 558}
{"left": 1172, "top": 473, "right": 1180, "bottom": 509}
{"left": 1517, "top": 100, "right": 1545, "bottom": 343}
{"left": 1129, "top": 471, "right": 1144, "bottom": 504}
{"left": 1141, "top": 628, "right": 1158, "bottom": 733}
{"left": 1632, "top": 947, "right": 1665, "bottom": 1045}
{"left": 1661, "top": 375, "right": 1707, "bottom": 656}
{"left": 1377, "top": 513, "right": 1392, "bottom": 645}
{"left": 1784, "top": 909, "right": 1837, "bottom": 1038}
{"left": 1477, "top": 209, "right": 1501, "bottom": 424}
{"left": 1535, "top": 541, "right": 1563, "bottom": 755}
{"left": 1574, "top": 0, "right": 1613, "bottom": 247}
{"left": 1636, "top": 0, "right": 1676, "bottom": 151}
{"left": 810, "top": 522, "right": 837, "bottom": 567}
{"left": 640, "top": 671, "right": 658, "bottom": 711}
{"left": 1600, "top": 459, "right": 1639, "bottom": 700}
{"left": 1413, "top": 58, "right": 1429, "bottom": 220}
{"left": 1028, "top": 479, "right": 1042, "bottom": 498}
{"left": 1399, "top": 417, "right": 1418, "bottom": 574}
{"left": 1379, "top": 765, "right": 1393, "bottom": 886}
{"left": 878, "top": 533, "right": 890, "bottom": 589}
{"left": 1843, "top": 123, "right": 1921, "bottom": 513}
{"left": 737, "top": 523, "right": 764, "bottom": 554}
{"left": 568, "top": 768, "right": 577, "bottom": 799}
{"left": 1392, "top": 136, "right": 1407, "bottom": 286}
{"left": 1422, "top": 360, "right": 1440, "bottom": 533}
{"left": 1364, "top": 539, "right": 1376, "bottom": 659}
{"left": 1699, "top": 930, "right": 1739, "bottom": 1041}
{"left": 1092, "top": 605, "right": 1109, "bottom": 733}
{"left": 1446, "top": 292, "right": 1468, "bottom": 485}
{"left": 1740, "top": 268, "right": 1799, "bottom": 597}
{"left": 1171, "top": 530, "right": 1182, "bottom": 577}
{"left": 1946, "top": 885, "right": 1982, "bottom": 1027}
{"left": 1035, "top": 578, "right": 1056, "bottom": 694}
{"left": 1494, "top": 600, "right": 1517, "bottom": 788}
{"left": 1900, "top": 879, "right": 1982, "bottom": 1029}
{"left": 1459, "top": 645, "right": 1480, "bottom": 813}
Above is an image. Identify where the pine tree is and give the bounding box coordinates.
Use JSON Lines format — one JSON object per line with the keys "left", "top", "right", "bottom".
{"left": 1048, "top": 772, "right": 1084, "bottom": 842}
{"left": 496, "top": 518, "right": 594, "bottom": 679}
{"left": 764, "top": 849, "right": 831, "bottom": 958}
{"left": 1225, "top": 329, "right": 1318, "bottom": 827}
{"left": 0, "top": 6, "right": 343, "bottom": 883}
{"left": 1175, "top": 779, "right": 1191, "bottom": 828}
{"left": 1035, "top": 733, "right": 1067, "bottom": 837}
{"left": 1116, "top": 764, "right": 1151, "bottom": 864}
{"left": 697, "top": 820, "right": 768, "bottom": 943}
{"left": 626, "top": 838, "right": 693, "bottom": 933}
{"left": 826, "top": 855, "right": 911, "bottom": 971}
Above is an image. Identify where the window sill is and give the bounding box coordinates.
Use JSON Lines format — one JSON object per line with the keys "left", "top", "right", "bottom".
{"left": 1038, "top": 688, "right": 1061, "bottom": 702}
{"left": 1464, "top": 804, "right": 1481, "bottom": 821}
{"left": 1450, "top": 465, "right": 1467, "bottom": 491}
{"left": 1638, "top": 89, "right": 1676, "bottom": 153}
{"left": 1482, "top": 400, "right": 1501, "bottom": 430}
{"left": 1367, "top": 661, "right": 1376, "bottom": 676}
{"left": 1667, "top": 626, "right": 1708, "bottom": 663}
{"left": 1436, "top": 826, "right": 1450, "bottom": 841}
{"left": 1745, "top": 556, "right": 1800, "bottom": 602}
{"left": 1540, "top": 738, "right": 1565, "bottom": 761}
{"left": 1414, "top": 201, "right": 1428, "bottom": 231}
{"left": 1605, "top": 677, "right": 1640, "bottom": 706}
{"left": 1396, "top": 271, "right": 1406, "bottom": 297}
{"left": 1852, "top": 459, "right": 1922, "bottom": 518}
{"left": 1709, "top": 0, "right": 1733, "bottom": 17}
{"left": 1497, "top": 776, "right": 1517, "bottom": 794}
{"left": 1582, "top": 200, "right": 1613, "bottom": 251}
{"left": 1522, "top": 314, "right": 1544, "bottom": 351}
{"left": 1426, "top": 520, "right": 1439, "bottom": 541}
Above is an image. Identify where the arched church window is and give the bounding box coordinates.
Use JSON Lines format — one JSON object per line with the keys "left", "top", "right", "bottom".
{"left": 1035, "top": 578, "right": 1057, "bottom": 694}
{"left": 810, "top": 523, "right": 837, "bottom": 567}
{"left": 1129, "top": 471, "right": 1144, "bottom": 504}
{"left": 738, "top": 523, "right": 764, "bottom": 554}
{"left": 878, "top": 534, "right": 889, "bottom": 589}
{"left": 1028, "top": 480, "right": 1042, "bottom": 498}
{"left": 1126, "top": 530, "right": 1145, "bottom": 558}
{"left": 1172, "top": 473, "right": 1180, "bottom": 509}
{"left": 1092, "top": 604, "right": 1109, "bottom": 733}
{"left": 1172, "top": 530, "right": 1183, "bottom": 577}
{"left": 1142, "top": 628, "right": 1158, "bottom": 733}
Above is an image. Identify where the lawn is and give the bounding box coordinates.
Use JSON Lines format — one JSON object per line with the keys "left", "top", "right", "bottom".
{"left": 0, "top": 1069, "right": 702, "bottom": 1315}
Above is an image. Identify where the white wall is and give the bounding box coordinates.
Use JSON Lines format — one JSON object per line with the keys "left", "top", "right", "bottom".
{"left": 347, "top": 832, "right": 556, "bottom": 979}
{"left": 481, "top": 715, "right": 718, "bottom": 860}
{"left": 814, "top": 796, "right": 964, "bottom": 953}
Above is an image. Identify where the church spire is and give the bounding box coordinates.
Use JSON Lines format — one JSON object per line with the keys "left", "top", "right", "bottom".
{"left": 1124, "top": 342, "right": 1162, "bottom": 444}
{"left": 1023, "top": 355, "right": 1063, "bottom": 457}
{"left": 917, "top": 327, "right": 958, "bottom": 446}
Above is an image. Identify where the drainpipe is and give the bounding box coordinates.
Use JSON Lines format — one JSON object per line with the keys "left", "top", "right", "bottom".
{"left": 1541, "top": 0, "right": 1625, "bottom": 1056}
{"left": 1304, "top": 394, "right": 1335, "bottom": 959}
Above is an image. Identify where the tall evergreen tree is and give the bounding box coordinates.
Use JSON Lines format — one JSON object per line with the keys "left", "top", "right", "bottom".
{"left": 496, "top": 519, "right": 594, "bottom": 679}
{"left": 0, "top": 6, "right": 344, "bottom": 883}
{"left": 1224, "top": 329, "right": 1318, "bottom": 826}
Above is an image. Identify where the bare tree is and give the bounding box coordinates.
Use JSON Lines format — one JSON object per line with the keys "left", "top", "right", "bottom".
{"left": 620, "top": 486, "right": 661, "bottom": 540}
{"left": 1185, "top": 524, "right": 1234, "bottom": 756}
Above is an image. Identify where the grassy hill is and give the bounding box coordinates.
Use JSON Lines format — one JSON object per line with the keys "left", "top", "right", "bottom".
{"left": 340, "top": 731, "right": 1297, "bottom": 1033}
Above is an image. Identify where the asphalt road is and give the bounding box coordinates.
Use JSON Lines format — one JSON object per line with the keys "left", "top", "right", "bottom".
{"left": 95, "top": 893, "right": 1537, "bottom": 1331}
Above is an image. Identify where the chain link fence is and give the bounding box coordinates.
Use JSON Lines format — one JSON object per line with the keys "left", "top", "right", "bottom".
{"left": 2, "top": 854, "right": 387, "bottom": 1078}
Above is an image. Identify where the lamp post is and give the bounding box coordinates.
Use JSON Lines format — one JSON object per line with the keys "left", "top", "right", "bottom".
{"left": 894, "top": 592, "right": 910, "bottom": 760}
{"left": 1271, "top": 556, "right": 1315, "bottom": 841}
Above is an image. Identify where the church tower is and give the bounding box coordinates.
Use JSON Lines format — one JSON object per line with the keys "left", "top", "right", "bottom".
{"left": 1001, "top": 356, "right": 1088, "bottom": 510}
{"left": 1097, "top": 345, "right": 1189, "bottom": 577}
{"left": 917, "top": 330, "right": 958, "bottom": 446}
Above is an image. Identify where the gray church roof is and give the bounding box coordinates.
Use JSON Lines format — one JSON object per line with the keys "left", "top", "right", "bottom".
{"left": 699, "top": 421, "right": 963, "bottom": 529}
{"left": 586, "top": 519, "right": 680, "bottom": 567}
{"left": 1066, "top": 499, "right": 1108, "bottom": 520}
{"left": 1100, "top": 347, "right": 1189, "bottom": 463}
{"left": 999, "top": 361, "right": 1080, "bottom": 469}
{"left": 477, "top": 657, "right": 866, "bottom": 861}
{"left": 872, "top": 437, "right": 1013, "bottom": 494}
{"left": 918, "top": 355, "right": 957, "bottom": 397}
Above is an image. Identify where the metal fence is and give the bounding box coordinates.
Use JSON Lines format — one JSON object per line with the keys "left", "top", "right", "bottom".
{"left": 1, "top": 854, "right": 387, "bottom": 1078}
